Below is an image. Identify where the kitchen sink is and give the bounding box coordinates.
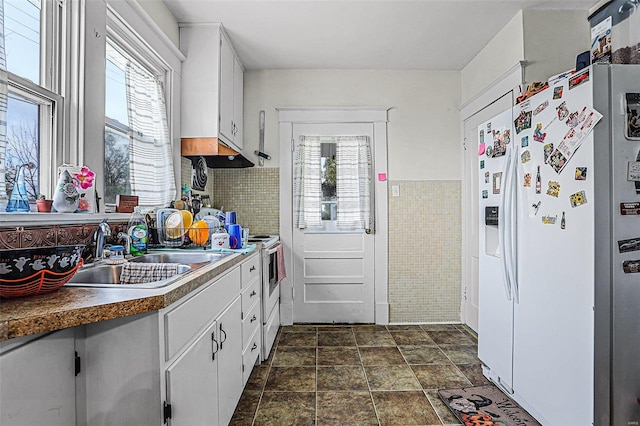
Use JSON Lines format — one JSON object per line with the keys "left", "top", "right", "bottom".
{"left": 128, "top": 252, "right": 229, "bottom": 267}
{"left": 66, "top": 251, "right": 232, "bottom": 289}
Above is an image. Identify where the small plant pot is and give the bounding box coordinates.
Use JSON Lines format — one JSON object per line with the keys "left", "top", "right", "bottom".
{"left": 36, "top": 199, "right": 53, "bottom": 212}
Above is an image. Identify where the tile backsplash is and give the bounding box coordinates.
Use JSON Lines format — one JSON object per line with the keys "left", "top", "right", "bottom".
{"left": 181, "top": 159, "right": 280, "bottom": 236}
{"left": 387, "top": 180, "right": 462, "bottom": 323}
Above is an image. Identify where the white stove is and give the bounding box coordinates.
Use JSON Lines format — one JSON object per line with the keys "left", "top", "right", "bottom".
{"left": 248, "top": 235, "right": 281, "bottom": 360}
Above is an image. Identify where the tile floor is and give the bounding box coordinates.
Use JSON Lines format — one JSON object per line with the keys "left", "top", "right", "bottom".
{"left": 230, "top": 324, "right": 495, "bottom": 426}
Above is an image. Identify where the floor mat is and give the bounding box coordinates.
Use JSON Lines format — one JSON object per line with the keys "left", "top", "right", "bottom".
{"left": 438, "top": 385, "right": 541, "bottom": 426}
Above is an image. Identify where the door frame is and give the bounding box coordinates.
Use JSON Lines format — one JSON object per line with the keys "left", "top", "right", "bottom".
{"left": 278, "top": 107, "right": 390, "bottom": 325}
{"left": 459, "top": 62, "right": 525, "bottom": 331}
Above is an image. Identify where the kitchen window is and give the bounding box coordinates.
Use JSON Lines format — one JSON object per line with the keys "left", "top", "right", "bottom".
{"left": 1, "top": 0, "right": 63, "bottom": 205}
{"left": 104, "top": 11, "right": 176, "bottom": 207}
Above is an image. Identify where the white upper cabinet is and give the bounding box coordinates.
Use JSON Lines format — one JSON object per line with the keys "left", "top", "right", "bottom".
{"left": 180, "top": 24, "right": 244, "bottom": 152}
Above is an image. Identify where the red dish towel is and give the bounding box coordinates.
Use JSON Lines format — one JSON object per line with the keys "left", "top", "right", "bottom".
{"left": 276, "top": 243, "right": 287, "bottom": 282}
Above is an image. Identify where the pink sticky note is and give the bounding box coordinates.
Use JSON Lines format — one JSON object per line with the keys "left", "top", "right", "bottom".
{"left": 378, "top": 173, "right": 387, "bottom": 182}
{"left": 478, "top": 143, "right": 486, "bottom": 156}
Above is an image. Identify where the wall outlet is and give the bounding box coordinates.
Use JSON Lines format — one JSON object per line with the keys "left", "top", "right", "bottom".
{"left": 392, "top": 185, "right": 400, "bottom": 197}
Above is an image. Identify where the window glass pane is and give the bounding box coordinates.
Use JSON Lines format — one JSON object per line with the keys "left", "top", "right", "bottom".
{"left": 105, "top": 42, "right": 129, "bottom": 127}
{"left": 104, "top": 123, "right": 130, "bottom": 204}
{"left": 5, "top": 93, "right": 39, "bottom": 200}
{"left": 321, "top": 142, "right": 336, "bottom": 221}
{"left": 5, "top": 0, "right": 41, "bottom": 84}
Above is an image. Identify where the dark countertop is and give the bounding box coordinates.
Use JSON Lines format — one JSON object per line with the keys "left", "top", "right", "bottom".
{"left": 0, "top": 250, "right": 258, "bottom": 341}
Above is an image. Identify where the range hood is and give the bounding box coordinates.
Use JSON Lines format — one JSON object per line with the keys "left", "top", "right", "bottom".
{"left": 181, "top": 138, "right": 254, "bottom": 168}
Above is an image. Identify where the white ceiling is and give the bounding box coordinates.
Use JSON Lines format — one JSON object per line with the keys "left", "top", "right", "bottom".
{"left": 161, "top": 0, "right": 601, "bottom": 71}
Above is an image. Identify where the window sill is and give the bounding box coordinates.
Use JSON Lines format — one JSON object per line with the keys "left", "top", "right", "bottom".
{"left": 0, "top": 212, "right": 132, "bottom": 228}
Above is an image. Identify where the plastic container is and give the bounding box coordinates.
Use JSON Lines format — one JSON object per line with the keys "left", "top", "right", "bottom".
{"left": 110, "top": 245, "right": 125, "bottom": 259}
{"left": 128, "top": 208, "right": 148, "bottom": 256}
{"left": 589, "top": 0, "right": 640, "bottom": 64}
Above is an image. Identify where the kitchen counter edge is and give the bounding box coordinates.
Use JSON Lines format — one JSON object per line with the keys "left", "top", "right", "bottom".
{"left": 0, "top": 249, "right": 259, "bottom": 341}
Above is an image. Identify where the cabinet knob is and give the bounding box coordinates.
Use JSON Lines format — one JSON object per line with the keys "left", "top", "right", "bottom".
{"left": 211, "top": 332, "right": 219, "bottom": 361}
{"left": 219, "top": 323, "right": 227, "bottom": 349}
{"left": 251, "top": 314, "right": 257, "bottom": 323}
{"left": 251, "top": 342, "right": 258, "bottom": 351}
{"left": 250, "top": 266, "right": 256, "bottom": 272}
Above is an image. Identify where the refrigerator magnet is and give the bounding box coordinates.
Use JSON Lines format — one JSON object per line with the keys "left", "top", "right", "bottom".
{"left": 566, "top": 111, "right": 580, "bottom": 128}
{"left": 482, "top": 190, "right": 488, "bottom": 199}
{"left": 533, "top": 124, "right": 547, "bottom": 142}
{"left": 514, "top": 111, "right": 532, "bottom": 134}
{"left": 568, "top": 68, "right": 589, "bottom": 90}
{"left": 543, "top": 143, "right": 554, "bottom": 163}
{"left": 532, "top": 100, "right": 549, "bottom": 116}
{"left": 521, "top": 136, "right": 529, "bottom": 147}
{"left": 487, "top": 122, "right": 492, "bottom": 132}
{"left": 542, "top": 215, "right": 557, "bottom": 225}
{"left": 524, "top": 173, "right": 532, "bottom": 187}
{"left": 622, "top": 260, "right": 640, "bottom": 273}
{"left": 532, "top": 201, "right": 542, "bottom": 215}
{"left": 546, "top": 181, "right": 561, "bottom": 198}
{"left": 620, "top": 202, "right": 640, "bottom": 215}
{"left": 480, "top": 160, "right": 485, "bottom": 169}
{"left": 570, "top": 190, "right": 588, "bottom": 208}
{"left": 557, "top": 101, "right": 570, "bottom": 120}
{"left": 478, "top": 142, "right": 486, "bottom": 156}
{"left": 626, "top": 162, "right": 640, "bottom": 181}
{"left": 521, "top": 150, "right": 531, "bottom": 164}
{"left": 493, "top": 172, "right": 502, "bottom": 194}
{"left": 553, "top": 86, "right": 563, "bottom": 100}
{"left": 575, "top": 167, "right": 587, "bottom": 180}
{"left": 480, "top": 129, "right": 485, "bottom": 143}
{"left": 486, "top": 146, "right": 493, "bottom": 158}
{"left": 504, "top": 129, "right": 511, "bottom": 145}
{"left": 625, "top": 93, "right": 640, "bottom": 140}
{"left": 617, "top": 237, "right": 640, "bottom": 253}
{"left": 485, "top": 171, "right": 490, "bottom": 184}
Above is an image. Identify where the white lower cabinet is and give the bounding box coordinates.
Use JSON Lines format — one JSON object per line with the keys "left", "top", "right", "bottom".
{"left": 0, "top": 329, "right": 76, "bottom": 426}
{"left": 78, "top": 253, "right": 261, "bottom": 426}
{"left": 215, "top": 298, "right": 243, "bottom": 426}
{"left": 166, "top": 321, "right": 219, "bottom": 426}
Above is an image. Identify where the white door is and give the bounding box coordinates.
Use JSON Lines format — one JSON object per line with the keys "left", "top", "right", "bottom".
{"left": 292, "top": 123, "right": 375, "bottom": 323}
{"left": 461, "top": 92, "right": 513, "bottom": 333}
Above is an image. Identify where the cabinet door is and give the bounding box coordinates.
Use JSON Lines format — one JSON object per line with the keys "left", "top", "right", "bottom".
{"left": 232, "top": 56, "right": 244, "bottom": 150}
{"left": 0, "top": 329, "right": 76, "bottom": 426}
{"left": 217, "top": 297, "right": 243, "bottom": 426}
{"left": 166, "top": 321, "right": 219, "bottom": 426}
{"left": 219, "top": 33, "right": 235, "bottom": 144}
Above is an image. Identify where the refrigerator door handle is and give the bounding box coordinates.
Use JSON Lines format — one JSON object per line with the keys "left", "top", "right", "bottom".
{"left": 498, "top": 147, "right": 513, "bottom": 301}
{"left": 507, "top": 145, "right": 519, "bottom": 303}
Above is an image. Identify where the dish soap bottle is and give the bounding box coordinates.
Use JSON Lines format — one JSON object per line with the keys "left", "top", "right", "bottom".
{"left": 128, "top": 207, "right": 148, "bottom": 256}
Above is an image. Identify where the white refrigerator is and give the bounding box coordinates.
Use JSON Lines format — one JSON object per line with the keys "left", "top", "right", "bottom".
{"left": 478, "top": 64, "right": 640, "bottom": 425}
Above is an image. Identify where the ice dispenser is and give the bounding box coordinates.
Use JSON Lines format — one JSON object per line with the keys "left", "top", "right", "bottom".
{"left": 485, "top": 206, "right": 500, "bottom": 256}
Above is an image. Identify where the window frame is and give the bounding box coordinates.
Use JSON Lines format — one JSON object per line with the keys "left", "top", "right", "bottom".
{"left": 102, "top": 5, "right": 174, "bottom": 206}
{"left": 2, "top": 0, "right": 64, "bottom": 202}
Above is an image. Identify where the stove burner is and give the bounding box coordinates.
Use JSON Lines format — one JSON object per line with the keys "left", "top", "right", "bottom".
{"left": 252, "top": 235, "right": 271, "bottom": 239}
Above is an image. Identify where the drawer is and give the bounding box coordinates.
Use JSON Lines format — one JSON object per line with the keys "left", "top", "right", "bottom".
{"left": 241, "top": 253, "right": 260, "bottom": 288}
{"left": 242, "top": 327, "right": 261, "bottom": 386}
{"left": 164, "top": 267, "right": 241, "bottom": 361}
{"left": 241, "top": 276, "right": 260, "bottom": 313}
{"left": 242, "top": 299, "right": 261, "bottom": 350}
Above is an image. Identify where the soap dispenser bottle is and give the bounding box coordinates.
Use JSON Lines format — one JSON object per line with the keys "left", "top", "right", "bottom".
{"left": 128, "top": 207, "right": 148, "bottom": 256}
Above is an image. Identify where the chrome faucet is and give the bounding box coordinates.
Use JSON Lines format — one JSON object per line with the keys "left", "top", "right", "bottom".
{"left": 93, "top": 219, "right": 112, "bottom": 260}
{"left": 117, "top": 232, "right": 131, "bottom": 255}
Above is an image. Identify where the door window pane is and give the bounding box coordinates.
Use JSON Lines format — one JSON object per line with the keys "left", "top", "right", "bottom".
{"left": 5, "top": 93, "right": 39, "bottom": 200}
{"left": 321, "top": 142, "right": 336, "bottom": 221}
{"left": 4, "top": 0, "right": 41, "bottom": 84}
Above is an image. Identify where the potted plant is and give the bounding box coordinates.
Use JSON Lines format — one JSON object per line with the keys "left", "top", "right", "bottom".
{"left": 36, "top": 194, "right": 53, "bottom": 212}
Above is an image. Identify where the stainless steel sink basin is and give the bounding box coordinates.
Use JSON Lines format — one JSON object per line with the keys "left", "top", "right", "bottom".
{"left": 67, "top": 263, "right": 192, "bottom": 289}
{"left": 65, "top": 250, "right": 232, "bottom": 289}
{"left": 129, "top": 252, "right": 229, "bottom": 266}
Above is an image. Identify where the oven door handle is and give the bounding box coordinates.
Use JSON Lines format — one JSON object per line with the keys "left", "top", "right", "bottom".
{"left": 267, "top": 244, "right": 280, "bottom": 255}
